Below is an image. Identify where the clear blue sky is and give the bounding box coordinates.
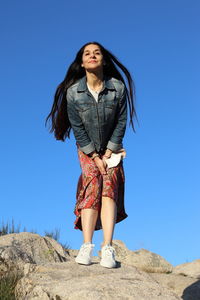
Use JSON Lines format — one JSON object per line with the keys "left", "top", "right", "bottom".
{"left": 1, "top": 0, "right": 199, "bottom": 266}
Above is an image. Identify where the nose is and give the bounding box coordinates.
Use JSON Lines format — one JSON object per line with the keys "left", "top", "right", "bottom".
{"left": 90, "top": 53, "right": 96, "bottom": 58}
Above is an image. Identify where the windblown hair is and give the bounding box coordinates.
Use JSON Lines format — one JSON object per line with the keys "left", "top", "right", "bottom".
{"left": 45, "top": 41, "right": 136, "bottom": 141}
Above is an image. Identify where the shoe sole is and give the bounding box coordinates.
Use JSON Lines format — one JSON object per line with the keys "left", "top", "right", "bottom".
{"left": 75, "top": 258, "right": 92, "bottom": 265}
{"left": 100, "top": 260, "right": 116, "bottom": 268}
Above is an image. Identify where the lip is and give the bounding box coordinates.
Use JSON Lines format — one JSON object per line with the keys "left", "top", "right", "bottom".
{"left": 89, "top": 60, "right": 97, "bottom": 63}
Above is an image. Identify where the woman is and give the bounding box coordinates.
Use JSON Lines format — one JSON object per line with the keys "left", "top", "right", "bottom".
{"left": 46, "top": 42, "right": 136, "bottom": 268}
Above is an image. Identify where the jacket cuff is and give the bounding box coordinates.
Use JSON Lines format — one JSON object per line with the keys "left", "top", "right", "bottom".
{"left": 107, "top": 141, "right": 122, "bottom": 152}
{"left": 79, "top": 142, "right": 95, "bottom": 155}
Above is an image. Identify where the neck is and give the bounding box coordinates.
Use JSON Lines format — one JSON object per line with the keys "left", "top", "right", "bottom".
{"left": 85, "top": 70, "right": 104, "bottom": 90}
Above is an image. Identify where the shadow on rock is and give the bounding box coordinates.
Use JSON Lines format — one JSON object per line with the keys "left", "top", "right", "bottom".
{"left": 182, "top": 279, "right": 200, "bottom": 300}
{"left": 116, "top": 261, "right": 121, "bottom": 268}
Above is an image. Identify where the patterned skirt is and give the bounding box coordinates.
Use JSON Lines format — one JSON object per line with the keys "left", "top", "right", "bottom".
{"left": 74, "top": 148, "right": 128, "bottom": 231}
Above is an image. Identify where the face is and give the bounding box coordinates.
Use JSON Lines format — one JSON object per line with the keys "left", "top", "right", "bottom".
{"left": 81, "top": 44, "right": 104, "bottom": 71}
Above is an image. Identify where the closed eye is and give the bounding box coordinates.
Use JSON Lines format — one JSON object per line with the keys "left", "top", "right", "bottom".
{"left": 83, "top": 49, "right": 102, "bottom": 56}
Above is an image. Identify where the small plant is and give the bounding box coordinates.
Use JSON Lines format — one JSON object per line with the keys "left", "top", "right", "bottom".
{"left": 0, "top": 270, "right": 23, "bottom": 300}
{"left": 0, "top": 219, "right": 70, "bottom": 250}
{"left": 44, "top": 228, "right": 71, "bottom": 251}
{"left": 0, "top": 219, "right": 21, "bottom": 236}
{"left": 61, "top": 242, "right": 71, "bottom": 251}
{"left": 44, "top": 228, "right": 60, "bottom": 241}
{"left": 0, "top": 219, "right": 71, "bottom": 298}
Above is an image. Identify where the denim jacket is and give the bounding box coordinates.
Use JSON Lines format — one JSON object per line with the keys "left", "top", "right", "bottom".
{"left": 66, "top": 76, "right": 127, "bottom": 154}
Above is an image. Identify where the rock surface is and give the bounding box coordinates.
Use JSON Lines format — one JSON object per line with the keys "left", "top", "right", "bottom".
{"left": 112, "top": 240, "right": 173, "bottom": 273}
{"left": 0, "top": 232, "right": 68, "bottom": 273}
{"left": 173, "top": 259, "right": 200, "bottom": 279}
{"left": 1, "top": 233, "right": 200, "bottom": 299}
{"left": 150, "top": 272, "right": 200, "bottom": 299}
{"left": 15, "top": 260, "right": 181, "bottom": 300}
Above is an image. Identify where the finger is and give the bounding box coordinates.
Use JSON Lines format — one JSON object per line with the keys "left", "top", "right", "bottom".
{"left": 95, "top": 159, "right": 107, "bottom": 175}
{"left": 103, "top": 160, "right": 107, "bottom": 168}
{"left": 99, "top": 166, "right": 107, "bottom": 175}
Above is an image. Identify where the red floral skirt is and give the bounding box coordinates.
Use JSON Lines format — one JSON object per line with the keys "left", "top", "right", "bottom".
{"left": 74, "top": 148, "right": 128, "bottom": 231}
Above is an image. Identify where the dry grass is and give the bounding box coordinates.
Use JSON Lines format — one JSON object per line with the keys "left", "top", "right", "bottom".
{"left": 0, "top": 219, "right": 70, "bottom": 250}
{"left": 0, "top": 219, "right": 70, "bottom": 298}
{"left": 0, "top": 270, "right": 23, "bottom": 300}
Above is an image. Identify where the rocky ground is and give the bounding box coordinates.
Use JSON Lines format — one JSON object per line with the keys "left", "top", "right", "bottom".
{"left": 0, "top": 232, "right": 200, "bottom": 299}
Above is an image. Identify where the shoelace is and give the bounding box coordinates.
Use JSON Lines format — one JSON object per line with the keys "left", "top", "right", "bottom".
{"left": 79, "top": 244, "right": 94, "bottom": 256}
{"left": 103, "top": 245, "right": 116, "bottom": 258}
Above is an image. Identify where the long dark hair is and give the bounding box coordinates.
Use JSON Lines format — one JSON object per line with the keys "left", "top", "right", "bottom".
{"left": 45, "top": 41, "right": 136, "bottom": 141}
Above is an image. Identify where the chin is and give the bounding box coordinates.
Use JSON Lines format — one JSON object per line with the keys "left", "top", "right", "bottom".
{"left": 87, "top": 65, "right": 103, "bottom": 72}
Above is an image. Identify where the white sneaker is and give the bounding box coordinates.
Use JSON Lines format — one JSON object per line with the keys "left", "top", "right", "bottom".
{"left": 100, "top": 244, "right": 117, "bottom": 268}
{"left": 75, "top": 242, "right": 95, "bottom": 265}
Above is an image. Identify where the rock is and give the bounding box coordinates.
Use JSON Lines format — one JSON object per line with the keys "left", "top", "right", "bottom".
{"left": 0, "top": 234, "right": 197, "bottom": 299}
{"left": 67, "top": 249, "right": 79, "bottom": 258}
{"left": 173, "top": 259, "right": 200, "bottom": 279}
{"left": 112, "top": 240, "right": 173, "bottom": 273}
{"left": 0, "top": 232, "right": 69, "bottom": 273}
{"left": 150, "top": 272, "right": 200, "bottom": 299}
{"left": 15, "top": 260, "right": 181, "bottom": 300}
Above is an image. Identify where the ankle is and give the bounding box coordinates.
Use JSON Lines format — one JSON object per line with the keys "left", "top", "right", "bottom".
{"left": 83, "top": 240, "right": 92, "bottom": 244}
{"left": 101, "top": 241, "right": 112, "bottom": 248}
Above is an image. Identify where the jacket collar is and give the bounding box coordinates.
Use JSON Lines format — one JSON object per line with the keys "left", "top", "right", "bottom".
{"left": 77, "top": 75, "right": 116, "bottom": 92}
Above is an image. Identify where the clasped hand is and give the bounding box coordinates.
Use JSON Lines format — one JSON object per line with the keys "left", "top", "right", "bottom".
{"left": 94, "top": 155, "right": 108, "bottom": 175}
{"left": 90, "top": 149, "right": 112, "bottom": 175}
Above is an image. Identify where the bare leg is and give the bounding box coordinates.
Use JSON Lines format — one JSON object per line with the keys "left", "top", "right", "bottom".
{"left": 81, "top": 208, "right": 98, "bottom": 243}
{"left": 100, "top": 197, "right": 117, "bottom": 247}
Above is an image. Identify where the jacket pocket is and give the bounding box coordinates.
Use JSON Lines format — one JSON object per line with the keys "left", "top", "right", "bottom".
{"left": 75, "top": 102, "right": 91, "bottom": 112}
{"left": 78, "top": 106, "right": 92, "bottom": 125}
{"left": 105, "top": 103, "right": 114, "bottom": 109}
